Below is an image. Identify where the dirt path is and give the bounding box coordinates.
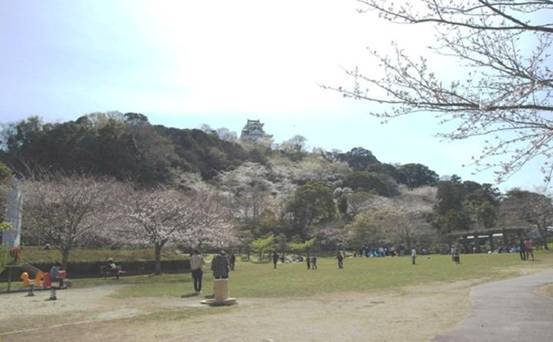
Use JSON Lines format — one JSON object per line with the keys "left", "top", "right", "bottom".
{"left": 0, "top": 280, "right": 477, "bottom": 342}
{"left": 435, "top": 269, "right": 553, "bottom": 342}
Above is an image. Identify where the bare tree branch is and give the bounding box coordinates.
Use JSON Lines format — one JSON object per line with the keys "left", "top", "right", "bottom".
{"left": 329, "top": 1, "right": 553, "bottom": 182}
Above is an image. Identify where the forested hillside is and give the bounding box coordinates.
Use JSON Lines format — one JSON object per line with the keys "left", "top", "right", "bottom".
{"left": 1, "top": 113, "right": 550, "bottom": 266}
{"left": 0, "top": 113, "right": 255, "bottom": 184}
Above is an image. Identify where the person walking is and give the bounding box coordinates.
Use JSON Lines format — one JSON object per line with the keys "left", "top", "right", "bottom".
{"left": 229, "top": 253, "right": 236, "bottom": 271}
{"left": 524, "top": 239, "right": 534, "bottom": 261}
{"left": 519, "top": 239, "right": 527, "bottom": 261}
{"left": 190, "top": 250, "right": 204, "bottom": 294}
{"left": 306, "top": 252, "right": 311, "bottom": 270}
{"left": 311, "top": 255, "right": 318, "bottom": 270}
{"left": 451, "top": 246, "right": 460, "bottom": 264}
{"left": 411, "top": 247, "right": 416, "bottom": 265}
{"left": 336, "top": 251, "right": 344, "bottom": 269}
{"left": 211, "top": 250, "right": 230, "bottom": 279}
{"left": 272, "top": 251, "right": 279, "bottom": 269}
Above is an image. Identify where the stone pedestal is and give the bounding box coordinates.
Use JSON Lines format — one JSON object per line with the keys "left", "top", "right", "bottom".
{"left": 213, "top": 279, "right": 229, "bottom": 302}
{"left": 201, "top": 279, "right": 237, "bottom": 306}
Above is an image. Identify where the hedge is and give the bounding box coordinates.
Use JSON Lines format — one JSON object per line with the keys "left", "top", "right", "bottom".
{"left": 0, "top": 259, "right": 190, "bottom": 280}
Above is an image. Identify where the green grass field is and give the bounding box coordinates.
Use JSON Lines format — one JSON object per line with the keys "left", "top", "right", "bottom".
{"left": 63, "top": 251, "right": 552, "bottom": 299}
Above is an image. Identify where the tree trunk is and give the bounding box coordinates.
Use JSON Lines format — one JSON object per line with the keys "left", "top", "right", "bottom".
{"left": 154, "top": 242, "right": 163, "bottom": 275}
{"left": 61, "top": 248, "right": 70, "bottom": 270}
{"left": 537, "top": 227, "right": 549, "bottom": 250}
{"left": 541, "top": 230, "right": 549, "bottom": 250}
{"left": 405, "top": 233, "right": 412, "bottom": 251}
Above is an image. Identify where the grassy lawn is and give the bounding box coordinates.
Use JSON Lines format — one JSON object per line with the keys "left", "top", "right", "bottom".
{"left": 58, "top": 250, "right": 553, "bottom": 299}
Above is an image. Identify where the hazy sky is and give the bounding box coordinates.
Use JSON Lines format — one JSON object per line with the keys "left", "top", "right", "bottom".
{"left": 0, "top": 0, "right": 545, "bottom": 191}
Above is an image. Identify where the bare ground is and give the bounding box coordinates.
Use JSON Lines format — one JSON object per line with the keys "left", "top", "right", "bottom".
{"left": 0, "top": 279, "right": 479, "bottom": 342}
{"left": 536, "top": 283, "right": 553, "bottom": 298}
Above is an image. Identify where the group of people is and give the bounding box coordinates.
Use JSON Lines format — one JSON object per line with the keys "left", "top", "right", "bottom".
{"left": 272, "top": 251, "right": 346, "bottom": 270}
{"left": 356, "top": 246, "right": 394, "bottom": 258}
{"left": 306, "top": 254, "right": 318, "bottom": 270}
{"left": 190, "top": 250, "right": 236, "bottom": 294}
{"left": 188, "top": 240, "right": 538, "bottom": 295}
{"left": 102, "top": 258, "right": 123, "bottom": 279}
{"left": 355, "top": 245, "right": 430, "bottom": 258}
{"left": 519, "top": 239, "right": 535, "bottom": 261}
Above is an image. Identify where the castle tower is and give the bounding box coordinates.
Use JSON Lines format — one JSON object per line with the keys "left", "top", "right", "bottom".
{"left": 240, "top": 119, "right": 272, "bottom": 143}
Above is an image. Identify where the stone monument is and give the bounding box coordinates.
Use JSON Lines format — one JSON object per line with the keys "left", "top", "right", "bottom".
{"left": 2, "top": 178, "right": 22, "bottom": 248}
{"left": 201, "top": 251, "right": 237, "bottom": 306}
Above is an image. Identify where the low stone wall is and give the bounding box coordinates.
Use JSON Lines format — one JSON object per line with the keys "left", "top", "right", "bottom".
{"left": 0, "top": 259, "right": 190, "bottom": 280}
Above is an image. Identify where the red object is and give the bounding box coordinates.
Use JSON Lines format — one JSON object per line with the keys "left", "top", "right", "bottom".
{"left": 43, "top": 272, "right": 51, "bottom": 289}
{"left": 58, "top": 270, "right": 67, "bottom": 279}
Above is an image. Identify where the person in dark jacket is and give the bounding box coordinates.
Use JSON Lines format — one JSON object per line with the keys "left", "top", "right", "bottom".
{"left": 211, "top": 250, "right": 230, "bottom": 279}
{"left": 519, "top": 239, "right": 527, "bottom": 261}
{"left": 310, "top": 255, "right": 317, "bottom": 270}
{"left": 229, "top": 253, "right": 236, "bottom": 271}
{"left": 272, "top": 251, "right": 279, "bottom": 269}
{"left": 336, "top": 251, "right": 344, "bottom": 269}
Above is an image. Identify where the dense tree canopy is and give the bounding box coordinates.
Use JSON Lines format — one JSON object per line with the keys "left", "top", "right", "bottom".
{"left": 397, "top": 163, "right": 439, "bottom": 189}
{"left": 336, "top": 147, "right": 379, "bottom": 171}
{"left": 500, "top": 189, "right": 552, "bottom": 249}
{"left": 344, "top": 171, "right": 399, "bottom": 197}
{"left": 433, "top": 177, "right": 501, "bottom": 237}
{"left": 0, "top": 113, "right": 254, "bottom": 184}
{"left": 286, "top": 181, "right": 336, "bottom": 239}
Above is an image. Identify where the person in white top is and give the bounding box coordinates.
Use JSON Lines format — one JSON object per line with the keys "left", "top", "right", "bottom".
{"left": 190, "top": 250, "right": 204, "bottom": 294}
{"left": 411, "top": 247, "right": 416, "bottom": 265}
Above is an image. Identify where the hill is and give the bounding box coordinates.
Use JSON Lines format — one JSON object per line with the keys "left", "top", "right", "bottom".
{"left": 3, "top": 113, "right": 533, "bottom": 255}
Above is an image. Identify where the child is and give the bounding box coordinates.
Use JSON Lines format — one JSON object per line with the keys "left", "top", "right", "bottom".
{"left": 451, "top": 246, "right": 460, "bottom": 264}
{"left": 49, "top": 262, "right": 62, "bottom": 300}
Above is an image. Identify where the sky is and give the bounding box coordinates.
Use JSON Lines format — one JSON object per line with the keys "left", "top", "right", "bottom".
{"left": 0, "top": 0, "right": 546, "bottom": 192}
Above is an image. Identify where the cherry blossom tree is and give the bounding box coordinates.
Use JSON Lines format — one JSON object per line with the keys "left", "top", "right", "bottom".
{"left": 178, "top": 189, "right": 237, "bottom": 250}
{"left": 329, "top": 1, "right": 553, "bottom": 182}
{"left": 117, "top": 186, "right": 237, "bottom": 274}
{"left": 23, "top": 175, "right": 120, "bottom": 268}
{"left": 218, "top": 162, "right": 274, "bottom": 224}
{"left": 117, "top": 187, "right": 196, "bottom": 274}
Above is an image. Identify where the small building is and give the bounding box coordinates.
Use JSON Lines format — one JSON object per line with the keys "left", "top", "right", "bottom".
{"left": 447, "top": 226, "right": 532, "bottom": 253}
{"left": 240, "top": 119, "right": 272, "bottom": 143}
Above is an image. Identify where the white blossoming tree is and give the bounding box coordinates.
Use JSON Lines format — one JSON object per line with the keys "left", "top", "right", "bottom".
{"left": 118, "top": 186, "right": 237, "bottom": 274}
{"left": 178, "top": 189, "right": 237, "bottom": 250}
{"left": 117, "top": 187, "right": 196, "bottom": 275}
{"left": 23, "top": 175, "right": 120, "bottom": 268}
{"left": 330, "top": 1, "right": 553, "bottom": 183}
